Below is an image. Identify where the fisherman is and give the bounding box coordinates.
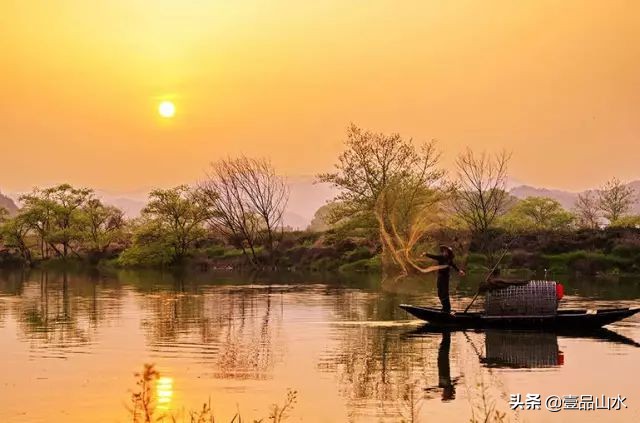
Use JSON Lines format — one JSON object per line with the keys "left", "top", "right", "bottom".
{"left": 423, "top": 245, "right": 465, "bottom": 314}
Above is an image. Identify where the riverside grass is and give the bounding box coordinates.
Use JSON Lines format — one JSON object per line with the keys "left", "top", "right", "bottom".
{"left": 128, "top": 364, "right": 297, "bottom": 423}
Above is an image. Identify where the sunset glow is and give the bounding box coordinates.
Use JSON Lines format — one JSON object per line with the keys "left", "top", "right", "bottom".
{"left": 2, "top": 1, "right": 639, "bottom": 192}
{"left": 1, "top": 3, "right": 639, "bottom": 421}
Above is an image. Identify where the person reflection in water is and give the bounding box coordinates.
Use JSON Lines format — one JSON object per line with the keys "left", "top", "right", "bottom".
{"left": 438, "top": 331, "right": 456, "bottom": 401}
{"left": 423, "top": 245, "right": 465, "bottom": 314}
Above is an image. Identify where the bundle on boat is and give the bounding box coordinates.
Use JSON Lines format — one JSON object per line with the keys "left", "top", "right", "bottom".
{"left": 481, "top": 280, "right": 559, "bottom": 316}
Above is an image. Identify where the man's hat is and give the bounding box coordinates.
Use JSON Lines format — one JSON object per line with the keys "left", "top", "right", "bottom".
{"left": 439, "top": 245, "right": 454, "bottom": 258}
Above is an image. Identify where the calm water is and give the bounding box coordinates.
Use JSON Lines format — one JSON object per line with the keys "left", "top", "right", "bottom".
{"left": 0, "top": 269, "right": 638, "bottom": 422}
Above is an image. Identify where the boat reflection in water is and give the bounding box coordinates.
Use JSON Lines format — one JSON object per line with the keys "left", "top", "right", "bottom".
{"left": 482, "top": 330, "right": 563, "bottom": 368}
{"left": 410, "top": 324, "right": 640, "bottom": 404}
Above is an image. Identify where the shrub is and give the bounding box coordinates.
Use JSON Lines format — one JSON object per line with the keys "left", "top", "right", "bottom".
{"left": 467, "top": 253, "right": 488, "bottom": 266}
{"left": 344, "top": 246, "right": 373, "bottom": 262}
{"left": 309, "top": 256, "right": 340, "bottom": 271}
{"left": 117, "top": 244, "right": 173, "bottom": 267}
{"left": 204, "top": 246, "right": 226, "bottom": 258}
{"left": 542, "top": 250, "right": 633, "bottom": 274}
{"left": 610, "top": 244, "right": 640, "bottom": 259}
{"left": 224, "top": 248, "right": 249, "bottom": 258}
{"left": 339, "top": 256, "right": 381, "bottom": 272}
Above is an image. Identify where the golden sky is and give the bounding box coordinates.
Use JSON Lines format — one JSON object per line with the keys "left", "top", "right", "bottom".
{"left": 1, "top": 0, "right": 639, "bottom": 192}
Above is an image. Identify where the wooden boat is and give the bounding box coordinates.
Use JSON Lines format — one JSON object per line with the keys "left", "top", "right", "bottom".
{"left": 399, "top": 304, "right": 640, "bottom": 330}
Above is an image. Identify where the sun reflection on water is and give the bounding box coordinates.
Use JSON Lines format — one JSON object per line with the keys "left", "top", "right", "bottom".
{"left": 156, "top": 376, "right": 174, "bottom": 410}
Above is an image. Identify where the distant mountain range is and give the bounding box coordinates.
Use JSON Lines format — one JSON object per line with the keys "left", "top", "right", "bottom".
{"left": 2, "top": 179, "right": 638, "bottom": 229}
{"left": 89, "top": 176, "right": 339, "bottom": 229}
{"left": 510, "top": 180, "right": 640, "bottom": 213}
{"left": 0, "top": 191, "right": 19, "bottom": 215}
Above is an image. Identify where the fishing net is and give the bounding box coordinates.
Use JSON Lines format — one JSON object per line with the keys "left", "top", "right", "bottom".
{"left": 484, "top": 280, "right": 558, "bottom": 316}
{"left": 478, "top": 278, "right": 530, "bottom": 292}
{"left": 373, "top": 179, "right": 459, "bottom": 276}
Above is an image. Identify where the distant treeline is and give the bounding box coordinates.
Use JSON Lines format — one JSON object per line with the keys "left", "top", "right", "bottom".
{"left": 1, "top": 124, "right": 639, "bottom": 274}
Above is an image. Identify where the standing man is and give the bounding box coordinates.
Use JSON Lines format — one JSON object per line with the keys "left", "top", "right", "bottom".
{"left": 423, "top": 245, "right": 465, "bottom": 314}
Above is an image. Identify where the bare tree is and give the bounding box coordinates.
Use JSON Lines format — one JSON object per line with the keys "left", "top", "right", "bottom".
{"left": 573, "top": 191, "right": 600, "bottom": 229}
{"left": 200, "top": 160, "right": 260, "bottom": 265}
{"left": 452, "top": 148, "right": 511, "bottom": 237}
{"left": 231, "top": 157, "right": 288, "bottom": 259}
{"left": 200, "top": 157, "right": 288, "bottom": 267}
{"left": 597, "top": 178, "right": 636, "bottom": 224}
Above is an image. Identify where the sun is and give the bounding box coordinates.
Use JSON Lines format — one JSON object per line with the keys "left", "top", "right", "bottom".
{"left": 158, "top": 100, "right": 176, "bottom": 118}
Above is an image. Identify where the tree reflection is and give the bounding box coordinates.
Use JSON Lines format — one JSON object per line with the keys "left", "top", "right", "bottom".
{"left": 1, "top": 269, "right": 124, "bottom": 354}
{"left": 317, "top": 320, "right": 440, "bottom": 419}
{"left": 138, "top": 279, "right": 284, "bottom": 380}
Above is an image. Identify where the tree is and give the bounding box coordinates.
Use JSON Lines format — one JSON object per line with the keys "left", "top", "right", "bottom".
{"left": 608, "top": 215, "right": 640, "bottom": 228}
{"left": 573, "top": 191, "right": 600, "bottom": 229}
{"left": 597, "top": 178, "right": 636, "bottom": 224}
{"left": 1, "top": 214, "right": 33, "bottom": 263}
{"left": 317, "top": 124, "right": 447, "bottom": 274}
{"left": 451, "top": 149, "right": 511, "bottom": 253}
{"left": 308, "top": 203, "right": 339, "bottom": 232}
{"left": 18, "top": 188, "right": 56, "bottom": 259}
{"left": 83, "top": 198, "right": 125, "bottom": 254}
{"left": 318, "top": 124, "right": 444, "bottom": 223}
{"left": 500, "top": 197, "right": 574, "bottom": 231}
{"left": 139, "top": 186, "right": 209, "bottom": 262}
{"left": 46, "top": 184, "right": 92, "bottom": 257}
{"left": 19, "top": 184, "right": 92, "bottom": 258}
{"left": 226, "top": 157, "right": 288, "bottom": 259}
{"left": 200, "top": 156, "right": 289, "bottom": 266}
{"left": 201, "top": 161, "right": 261, "bottom": 265}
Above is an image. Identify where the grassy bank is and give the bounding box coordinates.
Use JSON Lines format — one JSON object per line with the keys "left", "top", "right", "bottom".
{"left": 4, "top": 226, "right": 640, "bottom": 277}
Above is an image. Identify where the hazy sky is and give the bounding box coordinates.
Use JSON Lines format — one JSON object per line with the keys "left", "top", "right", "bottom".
{"left": 1, "top": 0, "right": 639, "bottom": 193}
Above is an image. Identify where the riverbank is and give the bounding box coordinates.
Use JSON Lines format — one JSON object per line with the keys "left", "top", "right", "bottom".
{"left": 3, "top": 227, "right": 640, "bottom": 277}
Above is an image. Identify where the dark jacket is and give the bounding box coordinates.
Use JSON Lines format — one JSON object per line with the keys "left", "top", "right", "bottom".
{"left": 425, "top": 253, "right": 460, "bottom": 282}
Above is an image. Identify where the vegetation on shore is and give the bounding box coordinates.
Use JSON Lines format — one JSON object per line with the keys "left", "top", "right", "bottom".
{"left": 1, "top": 125, "right": 639, "bottom": 276}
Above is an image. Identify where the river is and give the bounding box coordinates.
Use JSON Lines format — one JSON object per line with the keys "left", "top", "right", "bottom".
{"left": 0, "top": 268, "right": 638, "bottom": 422}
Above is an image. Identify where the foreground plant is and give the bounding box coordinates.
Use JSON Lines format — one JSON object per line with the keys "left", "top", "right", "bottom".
{"left": 127, "top": 364, "right": 297, "bottom": 423}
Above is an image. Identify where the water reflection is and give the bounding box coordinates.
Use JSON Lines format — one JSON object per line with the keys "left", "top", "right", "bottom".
{"left": 0, "top": 270, "right": 124, "bottom": 357}
{"left": 0, "top": 269, "right": 638, "bottom": 423}
{"left": 437, "top": 331, "right": 457, "bottom": 401}
{"left": 138, "top": 282, "right": 285, "bottom": 380}
{"left": 318, "top": 322, "right": 437, "bottom": 421}
{"left": 156, "top": 376, "right": 174, "bottom": 411}
{"left": 483, "top": 330, "right": 563, "bottom": 369}
{"left": 410, "top": 325, "right": 639, "bottom": 373}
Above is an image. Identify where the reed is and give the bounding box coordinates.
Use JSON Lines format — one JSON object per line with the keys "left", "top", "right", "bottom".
{"left": 127, "top": 363, "right": 297, "bottom": 423}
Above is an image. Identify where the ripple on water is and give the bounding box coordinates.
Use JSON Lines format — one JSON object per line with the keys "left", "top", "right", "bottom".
{"left": 0, "top": 269, "right": 638, "bottom": 423}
